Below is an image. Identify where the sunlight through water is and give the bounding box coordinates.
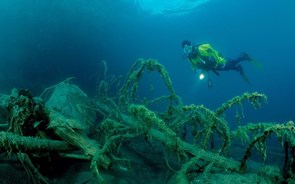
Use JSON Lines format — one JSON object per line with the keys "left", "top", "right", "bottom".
{"left": 132, "top": 0, "right": 209, "bottom": 15}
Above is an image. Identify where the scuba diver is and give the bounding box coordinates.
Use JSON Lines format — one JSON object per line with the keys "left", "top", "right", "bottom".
{"left": 181, "top": 40, "right": 255, "bottom": 88}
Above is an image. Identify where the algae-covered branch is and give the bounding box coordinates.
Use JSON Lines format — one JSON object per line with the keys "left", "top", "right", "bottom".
{"left": 0, "top": 59, "right": 294, "bottom": 184}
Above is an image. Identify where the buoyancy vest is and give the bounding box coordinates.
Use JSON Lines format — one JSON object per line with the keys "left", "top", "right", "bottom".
{"left": 189, "top": 43, "right": 226, "bottom": 70}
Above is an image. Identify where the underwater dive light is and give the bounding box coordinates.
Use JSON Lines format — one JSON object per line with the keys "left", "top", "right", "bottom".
{"left": 199, "top": 73, "right": 205, "bottom": 80}
{"left": 195, "top": 69, "right": 205, "bottom": 80}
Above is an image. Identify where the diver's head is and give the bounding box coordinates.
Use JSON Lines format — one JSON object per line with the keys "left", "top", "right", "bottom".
{"left": 181, "top": 40, "right": 192, "bottom": 54}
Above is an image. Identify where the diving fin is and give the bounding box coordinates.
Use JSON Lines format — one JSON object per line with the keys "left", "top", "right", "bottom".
{"left": 242, "top": 52, "right": 263, "bottom": 69}
{"left": 249, "top": 58, "right": 263, "bottom": 70}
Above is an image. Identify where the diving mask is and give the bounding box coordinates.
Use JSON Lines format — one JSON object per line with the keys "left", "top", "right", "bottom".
{"left": 183, "top": 45, "right": 192, "bottom": 54}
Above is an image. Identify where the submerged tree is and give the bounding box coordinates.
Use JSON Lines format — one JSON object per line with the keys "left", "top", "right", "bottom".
{"left": 0, "top": 58, "right": 294, "bottom": 184}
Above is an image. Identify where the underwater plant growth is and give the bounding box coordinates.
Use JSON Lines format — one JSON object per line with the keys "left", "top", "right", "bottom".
{"left": 0, "top": 59, "right": 294, "bottom": 183}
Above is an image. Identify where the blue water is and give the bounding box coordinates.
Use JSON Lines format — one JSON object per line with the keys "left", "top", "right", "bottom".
{"left": 0, "top": 0, "right": 294, "bottom": 125}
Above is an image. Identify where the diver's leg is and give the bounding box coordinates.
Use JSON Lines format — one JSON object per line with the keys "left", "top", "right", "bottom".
{"left": 220, "top": 59, "right": 237, "bottom": 70}
{"left": 218, "top": 63, "right": 250, "bottom": 83}
{"left": 218, "top": 53, "right": 251, "bottom": 71}
{"left": 231, "top": 52, "right": 252, "bottom": 65}
{"left": 235, "top": 64, "right": 243, "bottom": 74}
{"left": 219, "top": 53, "right": 251, "bottom": 70}
{"left": 235, "top": 65, "right": 250, "bottom": 84}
